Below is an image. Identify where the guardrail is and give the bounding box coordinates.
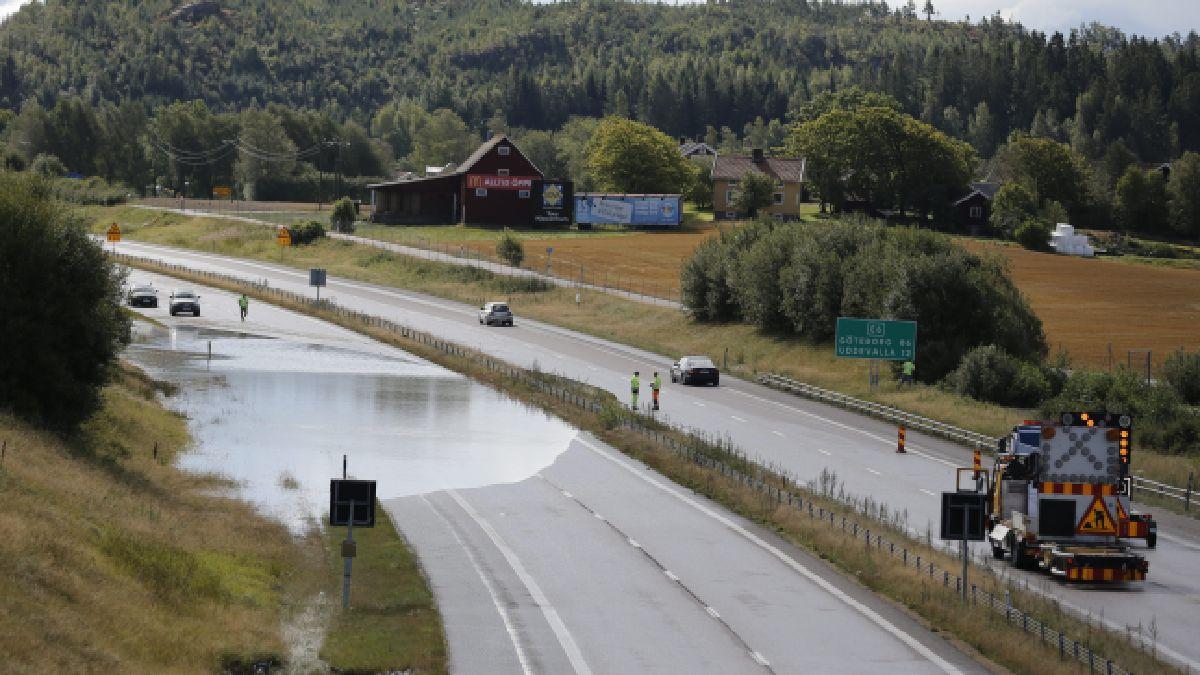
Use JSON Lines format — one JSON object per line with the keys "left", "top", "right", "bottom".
{"left": 758, "top": 373, "right": 1196, "bottom": 510}
{"left": 117, "top": 252, "right": 1145, "bottom": 675}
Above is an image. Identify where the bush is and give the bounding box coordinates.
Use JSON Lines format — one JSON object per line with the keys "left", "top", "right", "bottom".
{"left": 49, "top": 176, "right": 130, "bottom": 205}
{"left": 330, "top": 197, "right": 356, "bottom": 233}
{"left": 496, "top": 232, "right": 525, "bottom": 267}
{"left": 0, "top": 173, "right": 131, "bottom": 431}
{"left": 1162, "top": 349, "right": 1200, "bottom": 404}
{"left": 290, "top": 220, "right": 325, "bottom": 246}
{"left": 944, "top": 345, "right": 1051, "bottom": 407}
{"left": 1138, "top": 415, "right": 1200, "bottom": 456}
{"left": 1040, "top": 368, "right": 1191, "bottom": 453}
{"left": 30, "top": 153, "right": 66, "bottom": 178}
{"left": 1015, "top": 218, "right": 1051, "bottom": 250}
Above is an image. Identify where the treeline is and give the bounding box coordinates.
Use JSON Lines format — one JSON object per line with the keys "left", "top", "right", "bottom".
{"left": 1, "top": 0, "right": 1198, "bottom": 169}
{"left": 681, "top": 219, "right": 1046, "bottom": 381}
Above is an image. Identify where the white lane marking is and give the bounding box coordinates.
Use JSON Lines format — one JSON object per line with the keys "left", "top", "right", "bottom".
{"left": 628, "top": 538, "right": 642, "bottom": 549}
{"left": 664, "top": 570, "right": 680, "bottom": 582}
{"left": 561, "top": 490, "right": 573, "bottom": 499}
{"left": 731, "top": 415, "right": 746, "bottom": 422}
{"left": 447, "top": 490, "right": 593, "bottom": 675}
{"left": 866, "top": 468, "right": 882, "bottom": 476}
{"left": 594, "top": 512, "right": 605, "bottom": 521}
{"left": 1157, "top": 531, "right": 1200, "bottom": 552}
{"left": 575, "top": 436, "right": 962, "bottom": 675}
{"left": 771, "top": 430, "right": 785, "bottom": 437}
{"left": 693, "top": 401, "right": 706, "bottom": 407}
{"left": 419, "top": 495, "right": 533, "bottom": 675}
{"left": 705, "top": 606, "right": 721, "bottom": 619}
{"left": 587, "top": 365, "right": 599, "bottom": 371}
{"left": 919, "top": 489, "right": 937, "bottom": 497}
{"left": 751, "top": 651, "right": 771, "bottom": 667}
{"left": 817, "top": 449, "right": 832, "bottom": 456}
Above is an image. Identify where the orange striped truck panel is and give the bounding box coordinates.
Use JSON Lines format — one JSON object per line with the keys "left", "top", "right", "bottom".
{"left": 1039, "top": 482, "right": 1117, "bottom": 496}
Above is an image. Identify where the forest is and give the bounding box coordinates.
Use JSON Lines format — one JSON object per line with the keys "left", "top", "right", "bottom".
{"left": 0, "top": 0, "right": 1197, "bottom": 207}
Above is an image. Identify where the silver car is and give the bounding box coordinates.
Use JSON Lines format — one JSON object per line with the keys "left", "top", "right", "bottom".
{"left": 168, "top": 290, "right": 201, "bottom": 317}
{"left": 478, "top": 301, "right": 513, "bottom": 326}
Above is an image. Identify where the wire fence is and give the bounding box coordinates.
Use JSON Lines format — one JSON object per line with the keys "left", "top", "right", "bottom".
{"left": 115, "top": 252, "right": 1147, "bottom": 675}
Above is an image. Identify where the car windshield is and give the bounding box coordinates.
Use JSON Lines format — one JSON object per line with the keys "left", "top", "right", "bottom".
{"left": 133, "top": 287, "right": 154, "bottom": 293}
{"left": 688, "top": 357, "right": 716, "bottom": 368}
{"left": 174, "top": 292, "right": 195, "bottom": 299}
{"left": 491, "top": 304, "right": 509, "bottom": 312}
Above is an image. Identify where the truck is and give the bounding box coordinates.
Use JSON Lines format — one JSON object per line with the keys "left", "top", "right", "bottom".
{"left": 984, "top": 412, "right": 1152, "bottom": 582}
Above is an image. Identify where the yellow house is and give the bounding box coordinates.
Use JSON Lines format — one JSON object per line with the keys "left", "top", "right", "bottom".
{"left": 712, "top": 149, "right": 806, "bottom": 220}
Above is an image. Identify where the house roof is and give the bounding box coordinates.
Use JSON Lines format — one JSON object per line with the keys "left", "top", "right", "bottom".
{"left": 713, "top": 155, "right": 806, "bottom": 182}
{"left": 679, "top": 142, "right": 717, "bottom": 157}
{"left": 369, "top": 135, "right": 536, "bottom": 189}
{"left": 954, "top": 181, "right": 1001, "bottom": 206}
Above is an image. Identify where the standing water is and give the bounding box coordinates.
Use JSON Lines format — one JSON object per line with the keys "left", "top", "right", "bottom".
{"left": 125, "top": 322, "right": 579, "bottom": 532}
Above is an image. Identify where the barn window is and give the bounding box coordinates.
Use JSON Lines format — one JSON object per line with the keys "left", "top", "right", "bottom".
{"left": 773, "top": 192, "right": 784, "bottom": 205}
{"left": 497, "top": 146, "right": 511, "bottom": 156}
{"left": 970, "top": 206, "right": 982, "bottom": 219}
{"left": 475, "top": 188, "right": 487, "bottom": 197}
{"left": 518, "top": 189, "right": 530, "bottom": 198}
{"left": 498, "top": 168, "right": 510, "bottom": 176}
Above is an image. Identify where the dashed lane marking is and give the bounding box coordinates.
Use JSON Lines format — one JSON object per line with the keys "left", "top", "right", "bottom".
{"left": 866, "top": 468, "right": 882, "bottom": 476}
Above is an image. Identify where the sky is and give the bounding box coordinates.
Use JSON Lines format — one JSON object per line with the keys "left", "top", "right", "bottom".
{"left": 0, "top": 0, "right": 1196, "bottom": 38}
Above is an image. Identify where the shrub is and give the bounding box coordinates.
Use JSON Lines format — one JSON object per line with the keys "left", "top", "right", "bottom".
{"left": 1040, "top": 368, "right": 1190, "bottom": 453}
{"left": 1138, "top": 415, "right": 1200, "bottom": 456}
{"left": 496, "top": 232, "right": 525, "bottom": 267}
{"left": 944, "top": 345, "right": 1051, "bottom": 407}
{"left": 330, "top": 197, "right": 357, "bottom": 233}
{"left": 290, "top": 220, "right": 325, "bottom": 246}
{"left": 0, "top": 173, "right": 131, "bottom": 431}
{"left": 1163, "top": 349, "right": 1200, "bottom": 404}
{"left": 1015, "top": 218, "right": 1051, "bottom": 250}
{"left": 30, "top": 153, "right": 66, "bottom": 178}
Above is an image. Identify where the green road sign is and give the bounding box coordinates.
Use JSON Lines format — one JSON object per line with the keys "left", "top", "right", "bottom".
{"left": 835, "top": 318, "right": 918, "bottom": 361}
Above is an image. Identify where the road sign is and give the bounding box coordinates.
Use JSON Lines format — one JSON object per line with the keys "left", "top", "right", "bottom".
{"left": 276, "top": 227, "right": 292, "bottom": 247}
{"left": 1077, "top": 495, "right": 1117, "bottom": 535}
{"left": 309, "top": 268, "right": 327, "bottom": 287}
{"left": 835, "top": 317, "right": 917, "bottom": 361}
{"left": 939, "top": 492, "right": 988, "bottom": 541}
{"left": 330, "top": 479, "right": 376, "bottom": 527}
{"left": 106, "top": 223, "right": 121, "bottom": 243}
{"left": 213, "top": 185, "right": 232, "bottom": 198}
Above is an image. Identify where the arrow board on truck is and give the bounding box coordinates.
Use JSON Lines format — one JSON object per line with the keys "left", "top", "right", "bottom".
{"left": 1077, "top": 495, "right": 1118, "bottom": 535}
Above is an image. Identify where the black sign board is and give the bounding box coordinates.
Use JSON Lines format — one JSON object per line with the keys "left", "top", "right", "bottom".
{"left": 309, "top": 268, "right": 327, "bottom": 287}
{"left": 940, "top": 492, "right": 988, "bottom": 541}
{"left": 330, "top": 479, "right": 376, "bottom": 527}
{"left": 533, "top": 180, "right": 574, "bottom": 226}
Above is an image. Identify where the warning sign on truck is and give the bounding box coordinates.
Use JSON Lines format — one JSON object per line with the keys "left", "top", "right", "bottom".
{"left": 1077, "top": 495, "right": 1118, "bottom": 535}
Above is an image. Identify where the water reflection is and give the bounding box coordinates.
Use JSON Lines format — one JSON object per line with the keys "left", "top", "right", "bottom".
{"left": 126, "top": 324, "right": 578, "bottom": 532}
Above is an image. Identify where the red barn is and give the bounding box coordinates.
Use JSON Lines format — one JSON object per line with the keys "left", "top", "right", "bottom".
{"left": 369, "top": 135, "right": 572, "bottom": 227}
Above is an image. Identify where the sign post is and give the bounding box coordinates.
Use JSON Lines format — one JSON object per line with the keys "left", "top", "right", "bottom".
{"left": 546, "top": 246, "right": 554, "bottom": 276}
{"left": 309, "top": 268, "right": 327, "bottom": 301}
{"left": 941, "top": 488, "right": 988, "bottom": 603}
{"left": 106, "top": 223, "right": 121, "bottom": 252}
{"left": 276, "top": 227, "right": 291, "bottom": 261}
{"left": 835, "top": 318, "right": 918, "bottom": 390}
{"left": 330, "top": 476, "right": 376, "bottom": 609}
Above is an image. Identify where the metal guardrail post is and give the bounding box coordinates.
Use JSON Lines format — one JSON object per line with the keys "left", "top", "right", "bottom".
{"left": 1188, "top": 472, "right": 1194, "bottom": 511}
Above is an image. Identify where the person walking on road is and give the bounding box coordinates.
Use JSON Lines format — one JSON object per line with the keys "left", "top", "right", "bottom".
{"left": 238, "top": 293, "right": 249, "bottom": 322}
{"left": 630, "top": 371, "right": 640, "bottom": 411}
{"left": 651, "top": 372, "right": 662, "bottom": 410}
{"left": 901, "top": 360, "right": 915, "bottom": 385}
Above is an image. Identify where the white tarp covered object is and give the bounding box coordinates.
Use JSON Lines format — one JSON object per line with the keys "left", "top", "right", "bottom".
{"left": 1049, "top": 223, "right": 1094, "bottom": 257}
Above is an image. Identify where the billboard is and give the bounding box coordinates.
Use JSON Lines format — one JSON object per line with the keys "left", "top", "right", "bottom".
{"left": 466, "top": 174, "right": 536, "bottom": 190}
{"left": 533, "top": 181, "right": 574, "bottom": 225}
{"left": 575, "top": 194, "right": 682, "bottom": 226}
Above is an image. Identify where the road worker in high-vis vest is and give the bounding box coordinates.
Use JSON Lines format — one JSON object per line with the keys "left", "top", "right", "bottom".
{"left": 630, "top": 371, "right": 640, "bottom": 410}
{"left": 651, "top": 372, "right": 662, "bottom": 410}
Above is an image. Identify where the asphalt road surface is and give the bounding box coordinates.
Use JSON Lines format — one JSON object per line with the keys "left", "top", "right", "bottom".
{"left": 123, "top": 267, "right": 984, "bottom": 674}
{"left": 114, "top": 239, "right": 1200, "bottom": 671}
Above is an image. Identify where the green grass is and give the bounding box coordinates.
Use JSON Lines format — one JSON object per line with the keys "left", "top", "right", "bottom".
{"left": 320, "top": 504, "right": 447, "bottom": 673}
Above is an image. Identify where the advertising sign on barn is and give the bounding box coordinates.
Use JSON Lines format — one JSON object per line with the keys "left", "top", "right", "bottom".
{"left": 465, "top": 174, "right": 536, "bottom": 190}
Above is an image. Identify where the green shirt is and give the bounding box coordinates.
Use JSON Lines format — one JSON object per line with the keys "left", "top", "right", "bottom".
{"left": 238, "top": 296, "right": 249, "bottom": 309}
{"left": 631, "top": 375, "right": 640, "bottom": 392}
{"left": 652, "top": 375, "right": 661, "bottom": 391}
{"left": 902, "top": 361, "right": 915, "bottom": 376}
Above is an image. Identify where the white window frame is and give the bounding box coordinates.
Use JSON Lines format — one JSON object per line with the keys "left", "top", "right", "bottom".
{"left": 726, "top": 190, "right": 735, "bottom": 204}
{"left": 475, "top": 188, "right": 487, "bottom": 197}
{"left": 518, "top": 189, "right": 530, "bottom": 198}
{"left": 498, "top": 168, "right": 510, "bottom": 176}
{"left": 773, "top": 191, "right": 784, "bottom": 205}
{"left": 969, "top": 205, "right": 983, "bottom": 219}
{"left": 497, "top": 146, "right": 511, "bottom": 156}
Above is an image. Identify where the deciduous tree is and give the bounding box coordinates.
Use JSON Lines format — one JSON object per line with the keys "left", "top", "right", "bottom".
{"left": 586, "top": 116, "right": 692, "bottom": 193}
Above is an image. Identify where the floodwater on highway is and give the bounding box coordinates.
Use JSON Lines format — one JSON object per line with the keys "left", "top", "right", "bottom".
{"left": 124, "top": 322, "right": 578, "bottom": 532}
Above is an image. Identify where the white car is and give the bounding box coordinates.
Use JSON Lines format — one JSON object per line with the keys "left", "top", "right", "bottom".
{"left": 168, "top": 290, "right": 201, "bottom": 317}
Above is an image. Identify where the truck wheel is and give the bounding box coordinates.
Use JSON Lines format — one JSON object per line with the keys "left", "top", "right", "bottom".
{"left": 1147, "top": 532, "right": 1157, "bottom": 549}
{"left": 992, "top": 545, "right": 1006, "bottom": 560}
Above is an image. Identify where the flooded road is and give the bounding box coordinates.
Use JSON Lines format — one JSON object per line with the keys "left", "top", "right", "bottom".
{"left": 125, "top": 321, "right": 578, "bottom": 532}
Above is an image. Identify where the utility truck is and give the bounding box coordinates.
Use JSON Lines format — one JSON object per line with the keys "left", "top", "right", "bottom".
{"left": 985, "top": 412, "right": 1151, "bottom": 582}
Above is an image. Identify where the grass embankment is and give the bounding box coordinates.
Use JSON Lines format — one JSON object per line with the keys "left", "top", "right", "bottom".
{"left": 0, "top": 362, "right": 298, "bottom": 672}
{"left": 321, "top": 506, "right": 446, "bottom": 672}
{"left": 89, "top": 205, "right": 1198, "bottom": 492}
{"left": 109, "top": 259, "right": 1178, "bottom": 675}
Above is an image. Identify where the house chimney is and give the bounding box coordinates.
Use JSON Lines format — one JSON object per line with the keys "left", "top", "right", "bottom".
{"left": 752, "top": 148, "right": 765, "bottom": 163}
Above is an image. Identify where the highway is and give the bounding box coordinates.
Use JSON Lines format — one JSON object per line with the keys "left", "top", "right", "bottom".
{"left": 124, "top": 266, "right": 983, "bottom": 674}
{"left": 115, "top": 238, "right": 1200, "bottom": 671}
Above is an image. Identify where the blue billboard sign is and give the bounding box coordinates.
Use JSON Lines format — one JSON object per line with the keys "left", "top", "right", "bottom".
{"left": 574, "top": 194, "right": 682, "bottom": 226}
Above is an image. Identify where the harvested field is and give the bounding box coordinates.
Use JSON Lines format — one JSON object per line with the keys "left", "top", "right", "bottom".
{"left": 962, "top": 241, "right": 1200, "bottom": 370}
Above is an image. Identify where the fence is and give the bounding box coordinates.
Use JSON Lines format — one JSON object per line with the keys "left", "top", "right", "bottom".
{"left": 115, "top": 252, "right": 1143, "bottom": 675}
{"left": 760, "top": 373, "right": 1196, "bottom": 509}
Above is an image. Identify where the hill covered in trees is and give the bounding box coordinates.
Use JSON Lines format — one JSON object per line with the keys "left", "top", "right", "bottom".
{"left": 0, "top": 0, "right": 1197, "bottom": 192}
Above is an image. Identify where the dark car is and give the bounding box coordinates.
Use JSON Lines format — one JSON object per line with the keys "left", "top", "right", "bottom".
{"left": 127, "top": 285, "right": 159, "bottom": 308}
{"left": 478, "top": 301, "right": 514, "bottom": 327}
{"left": 169, "top": 290, "right": 201, "bottom": 317}
{"left": 671, "top": 356, "right": 719, "bottom": 386}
